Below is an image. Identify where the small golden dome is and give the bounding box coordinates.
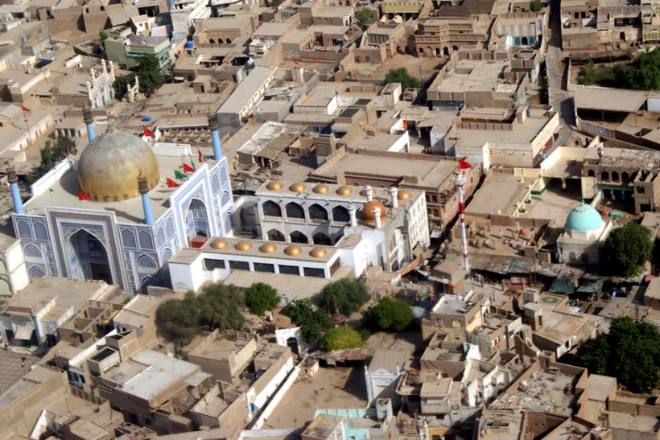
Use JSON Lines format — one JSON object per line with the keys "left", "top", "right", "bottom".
{"left": 360, "top": 188, "right": 375, "bottom": 197}
{"left": 234, "top": 241, "right": 252, "bottom": 251}
{"left": 398, "top": 190, "right": 412, "bottom": 201}
{"left": 260, "top": 243, "right": 277, "bottom": 253}
{"left": 336, "top": 186, "right": 353, "bottom": 196}
{"left": 210, "top": 238, "right": 228, "bottom": 249}
{"left": 313, "top": 184, "right": 329, "bottom": 194}
{"left": 362, "top": 200, "right": 387, "bottom": 223}
{"left": 267, "top": 181, "right": 283, "bottom": 191}
{"left": 284, "top": 245, "right": 302, "bottom": 256}
{"left": 310, "top": 247, "right": 327, "bottom": 258}
{"left": 289, "top": 182, "right": 306, "bottom": 192}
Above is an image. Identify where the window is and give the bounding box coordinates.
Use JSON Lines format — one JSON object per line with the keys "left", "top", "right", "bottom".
{"left": 452, "top": 320, "right": 461, "bottom": 328}
{"left": 26, "top": 34, "right": 31, "bottom": 40}
{"left": 279, "top": 265, "right": 300, "bottom": 275}
{"left": 303, "top": 267, "right": 325, "bottom": 278}
{"left": 228, "top": 260, "right": 250, "bottom": 271}
{"left": 204, "top": 259, "right": 225, "bottom": 270}
{"left": 37, "top": 29, "right": 42, "bottom": 35}
{"left": 636, "top": 186, "right": 645, "bottom": 194}
{"left": 254, "top": 263, "right": 275, "bottom": 273}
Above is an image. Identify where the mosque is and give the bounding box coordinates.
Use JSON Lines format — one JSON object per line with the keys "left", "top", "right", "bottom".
{"left": 9, "top": 108, "right": 234, "bottom": 293}
{"left": 556, "top": 203, "right": 613, "bottom": 265}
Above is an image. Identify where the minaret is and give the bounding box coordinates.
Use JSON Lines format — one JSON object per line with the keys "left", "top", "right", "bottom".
{"left": 208, "top": 111, "right": 223, "bottom": 160}
{"left": 83, "top": 105, "right": 95, "bottom": 142}
{"left": 138, "top": 174, "right": 154, "bottom": 225}
{"left": 7, "top": 162, "right": 23, "bottom": 214}
{"left": 455, "top": 171, "right": 469, "bottom": 271}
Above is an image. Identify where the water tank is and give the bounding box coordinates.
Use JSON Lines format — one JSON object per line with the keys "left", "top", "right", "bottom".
{"left": 185, "top": 41, "right": 193, "bottom": 49}
{"left": 142, "top": 116, "right": 151, "bottom": 122}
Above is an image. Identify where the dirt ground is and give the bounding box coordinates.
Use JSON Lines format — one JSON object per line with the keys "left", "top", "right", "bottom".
{"left": 262, "top": 366, "right": 367, "bottom": 429}
{"left": 348, "top": 54, "right": 446, "bottom": 84}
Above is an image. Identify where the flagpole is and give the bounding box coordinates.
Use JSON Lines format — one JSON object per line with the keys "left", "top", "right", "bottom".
{"left": 22, "top": 108, "right": 32, "bottom": 145}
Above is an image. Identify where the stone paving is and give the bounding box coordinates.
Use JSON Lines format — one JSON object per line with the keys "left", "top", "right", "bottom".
{"left": 0, "top": 348, "right": 41, "bottom": 395}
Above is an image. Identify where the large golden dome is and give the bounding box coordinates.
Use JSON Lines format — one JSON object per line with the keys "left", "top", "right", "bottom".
{"left": 313, "top": 184, "right": 329, "bottom": 194}
{"left": 290, "top": 182, "right": 306, "bottom": 192}
{"left": 362, "top": 200, "right": 386, "bottom": 223}
{"left": 336, "top": 186, "right": 353, "bottom": 195}
{"left": 284, "top": 245, "right": 302, "bottom": 256}
{"left": 210, "top": 238, "right": 228, "bottom": 249}
{"left": 77, "top": 129, "right": 159, "bottom": 201}
{"left": 310, "top": 247, "right": 327, "bottom": 258}
{"left": 267, "top": 181, "right": 283, "bottom": 191}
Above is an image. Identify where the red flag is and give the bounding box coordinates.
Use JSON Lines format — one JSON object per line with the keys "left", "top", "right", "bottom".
{"left": 198, "top": 149, "right": 205, "bottom": 163}
{"left": 458, "top": 160, "right": 472, "bottom": 169}
{"left": 78, "top": 191, "right": 92, "bottom": 201}
{"left": 166, "top": 178, "right": 180, "bottom": 188}
{"left": 21, "top": 105, "right": 30, "bottom": 112}
{"left": 144, "top": 127, "right": 155, "bottom": 137}
{"left": 182, "top": 163, "right": 195, "bottom": 173}
{"left": 294, "top": 60, "right": 299, "bottom": 66}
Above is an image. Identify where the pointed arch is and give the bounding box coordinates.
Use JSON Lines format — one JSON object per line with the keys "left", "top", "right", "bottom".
{"left": 267, "top": 229, "right": 286, "bottom": 241}
{"left": 332, "top": 206, "right": 350, "bottom": 223}
{"left": 221, "top": 191, "right": 231, "bottom": 206}
{"left": 309, "top": 203, "right": 328, "bottom": 221}
{"left": 122, "top": 229, "right": 137, "bottom": 248}
{"left": 34, "top": 222, "right": 48, "bottom": 240}
{"left": 17, "top": 221, "right": 31, "bottom": 239}
{"left": 29, "top": 266, "right": 46, "bottom": 279}
{"left": 140, "top": 275, "right": 159, "bottom": 294}
{"left": 286, "top": 202, "right": 305, "bottom": 219}
{"left": 313, "top": 232, "right": 332, "bottom": 245}
{"left": 290, "top": 231, "right": 309, "bottom": 243}
{"left": 263, "top": 200, "right": 282, "bottom": 217}
{"left": 139, "top": 230, "right": 154, "bottom": 249}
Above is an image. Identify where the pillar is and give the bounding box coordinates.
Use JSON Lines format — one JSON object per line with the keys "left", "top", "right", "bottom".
{"left": 83, "top": 106, "right": 95, "bottom": 142}
{"left": 373, "top": 206, "right": 382, "bottom": 229}
{"left": 138, "top": 175, "right": 154, "bottom": 225}
{"left": 348, "top": 204, "right": 357, "bottom": 227}
{"left": 389, "top": 187, "right": 398, "bottom": 208}
{"left": 7, "top": 163, "right": 23, "bottom": 214}
{"left": 208, "top": 112, "right": 223, "bottom": 160}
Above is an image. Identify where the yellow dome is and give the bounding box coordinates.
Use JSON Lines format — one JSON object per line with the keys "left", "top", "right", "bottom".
{"left": 360, "top": 188, "right": 375, "bottom": 198}
{"left": 362, "top": 200, "right": 387, "bottom": 223}
{"left": 234, "top": 241, "right": 252, "bottom": 251}
{"left": 313, "top": 184, "right": 329, "bottom": 194}
{"left": 210, "top": 238, "right": 228, "bottom": 249}
{"left": 260, "top": 243, "right": 277, "bottom": 253}
{"left": 267, "top": 181, "right": 283, "bottom": 191}
{"left": 398, "top": 190, "right": 412, "bottom": 200}
{"left": 77, "top": 130, "right": 160, "bottom": 201}
{"left": 336, "top": 186, "right": 353, "bottom": 196}
{"left": 310, "top": 247, "right": 327, "bottom": 258}
{"left": 284, "top": 245, "right": 302, "bottom": 256}
{"left": 290, "top": 182, "right": 306, "bottom": 192}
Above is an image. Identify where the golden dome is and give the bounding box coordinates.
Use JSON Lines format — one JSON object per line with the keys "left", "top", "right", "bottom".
{"left": 362, "top": 200, "right": 387, "bottom": 223}
{"left": 290, "top": 182, "right": 306, "bottom": 192}
{"left": 310, "top": 247, "right": 327, "bottom": 258}
{"left": 313, "top": 184, "right": 329, "bottom": 194}
{"left": 398, "top": 190, "right": 412, "bottom": 201}
{"left": 234, "top": 241, "right": 252, "bottom": 251}
{"left": 360, "top": 188, "right": 375, "bottom": 198}
{"left": 284, "top": 245, "right": 302, "bottom": 256}
{"left": 260, "top": 243, "right": 277, "bottom": 253}
{"left": 210, "top": 238, "right": 228, "bottom": 249}
{"left": 336, "top": 186, "right": 353, "bottom": 196}
{"left": 266, "top": 181, "right": 283, "bottom": 191}
{"left": 77, "top": 130, "right": 160, "bottom": 201}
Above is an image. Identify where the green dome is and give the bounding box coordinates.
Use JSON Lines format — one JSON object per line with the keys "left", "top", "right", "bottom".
{"left": 565, "top": 203, "right": 603, "bottom": 231}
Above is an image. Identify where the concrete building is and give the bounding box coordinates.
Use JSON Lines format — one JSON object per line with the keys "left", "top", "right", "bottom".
{"left": 192, "top": 14, "right": 259, "bottom": 47}
{"left": 364, "top": 349, "right": 411, "bottom": 407}
{"left": 409, "top": 16, "right": 491, "bottom": 57}
{"left": 105, "top": 30, "right": 173, "bottom": 72}
{"left": 169, "top": 0, "right": 211, "bottom": 38}
{"left": 556, "top": 203, "right": 613, "bottom": 265}
{"left": 0, "top": 234, "right": 28, "bottom": 296}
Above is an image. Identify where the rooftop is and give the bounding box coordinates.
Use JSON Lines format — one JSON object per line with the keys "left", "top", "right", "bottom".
{"left": 466, "top": 173, "right": 535, "bottom": 216}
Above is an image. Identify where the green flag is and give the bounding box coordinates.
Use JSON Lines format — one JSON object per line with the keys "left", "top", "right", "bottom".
{"left": 174, "top": 170, "right": 187, "bottom": 180}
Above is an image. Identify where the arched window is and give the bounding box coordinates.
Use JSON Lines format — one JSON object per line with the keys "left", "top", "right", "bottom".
{"left": 137, "top": 254, "right": 157, "bottom": 271}
{"left": 161, "top": 248, "right": 173, "bottom": 263}
{"left": 221, "top": 191, "right": 231, "bottom": 206}
{"left": 622, "top": 171, "right": 630, "bottom": 183}
{"left": 140, "top": 276, "right": 159, "bottom": 294}
{"left": 587, "top": 169, "right": 595, "bottom": 177}
{"left": 24, "top": 244, "right": 41, "bottom": 258}
{"left": 29, "top": 266, "right": 46, "bottom": 279}
{"left": 267, "top": 229, "right": 285, "bottom": 241}
{"left": 224, "top": 212, "right": 234, "bottom": 234}
{"left": 612, "top": 171, "right": 619, "bottom": 182}
{"left": 313, "top": 232, "right": 332, "bottom": 245}
{"left": 286, "top": 202, "right": 305, "bottom": 219}
{"left": 309, "top": 204, "right": 328, "bottom": 221}
{"left": 521, "top": 36, "right": 528, "bottom": 45}
{"left": 166, "top": 218, "right": 175, "bottom": 236}
{"left": 139, "top": 230, "right": 154, "bottom": 249}
{"left": 209, "top": 39, "right": 215, "bottom": 44}
{"left": 122, "top": 229, "right": 136, "bottom": 248}
{"left": 602, "top": 171, "right": 609, "bottom": 181}
{"left": 34, "top": 222, "right": 48, "bottom": 240}
{"left": 212, "top": 174, "right": 220, "bottom": 193}
{"left": 332, "top": 206, "right": 350, "bottom": 223}
{"left": 226, "top": 38, "right": 231, "bottom": 44}
{"left": 157, "top": 227, "right": 166, "bottom": 246}
{"left": 17, "top": 221, "right": 31, "bottom": 239}
{"left": 290, "top": 231, "right": 308, "bottom": 243}
{"left": 263, "top": 201, "right": 282, "bottom": 217}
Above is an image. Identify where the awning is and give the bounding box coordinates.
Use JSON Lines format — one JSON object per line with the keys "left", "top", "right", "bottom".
{"left": 15, "top": 327, "right": 33, "bottom": 340}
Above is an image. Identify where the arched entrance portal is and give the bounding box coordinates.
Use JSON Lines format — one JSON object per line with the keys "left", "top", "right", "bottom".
{"left": 186, "top": 198, "right": 209, "bottom": 241}
{"left": 69, "top": 229, "right": 112, "bottom": 284}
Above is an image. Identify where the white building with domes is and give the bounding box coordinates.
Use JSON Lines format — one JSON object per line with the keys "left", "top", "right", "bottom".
{"left": 557, "top": 203, "right": 613, "bottom": 265}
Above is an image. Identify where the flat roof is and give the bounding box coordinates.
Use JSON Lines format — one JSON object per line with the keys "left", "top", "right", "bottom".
{"left": 368, "top": 349, "right": 410, "bottom": 374}
{"left": 434, "top": 58, "right": 509, "bottom": 94}
{"left": 466, "top": 173, "right": 535, "bottom": 216}
{"left": 574, "top": 88, "right": 647, "bottom": 113}
{"left": 254, "top": 22, "right": 293, "bottom": 36}
{"left": 218, "top": 65, "right": 277, "bottom": 114}
{"left": 457, "top": 110, "right": 552, "bottom": 148}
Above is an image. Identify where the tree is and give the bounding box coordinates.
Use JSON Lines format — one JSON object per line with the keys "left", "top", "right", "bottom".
{"left": 285, "top": 299, "right": 333, "bottom": 344}
{"left": 155, "top": 284, "right": 245, "bottom": 340}
{"left": 354, "top": 7, "right": 373, "bottom": 24}
{"left": 99, "top": 30, "right": 108, "bottom": 42}
{"left": 319, "top": 279, "right": 370, "bottom": 316}
{"left": 581, "top": 59, "right": 595, "bottom": 86}
{"left": 136, "top": 54, "right": 164, "bottom": 96}
{"left": 320, "top": 327, "right": 363, "bottom": 351}
{"left": 40, "top": 136, "right": 76, "bottom": 172}
{"left": 113, "top": 75, "right": 136, "bottom": 97}
{"left": 530, "top": 0, "right": 543, "bottom": 12}
{"left": 581, "top": 316, "right": 660, "bottom": 393}
{"left": 385, "top": 67, "right": 420, "bottom": 90}
{"left": 603, "top": 221, "right": 653, "bottom": 278}
{"left": 365, "top": 297, "right": 415, "bottom": 332}
{"left": 244, "top": 282, "right": 280, "bottom": 316}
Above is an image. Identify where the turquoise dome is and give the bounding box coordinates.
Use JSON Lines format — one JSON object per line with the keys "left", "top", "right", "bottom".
{"left": 565, "top": 203, "right": 603, "bottom": 231}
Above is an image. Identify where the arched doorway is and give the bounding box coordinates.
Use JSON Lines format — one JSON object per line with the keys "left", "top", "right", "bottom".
{"left": 186, "top": 199, "right": 209, "bottom": 239}
{"left": 587, "top": 169, "right": 595, "bottom": 177}
{"left": 332, "top": 206, "right": 350, "bottom": 223}
{"left": 521, "top": 36, "right": 528, "bottom": 45}
{"left": 435, "top": 47, "right": 441, "bottom": 56}
{"left": 620, "top": 32, "right": 626, "bottom": 41}
{"left": 452, "top": 45, "right": 459, "bottom": 51}
{"left": 69, "top": 229, "right": 112, "bottom": 284}
{"left": 443, "top": 47, "right": 450, "bottom": 56}
{"left": 622, "top": 171, "right": 629, "bottom": 183}
{"left": 612, "top": 171, "right": 619, "bottom": 182}
{"left": 263, "top": 200, "right": 282, "bottom": 217}
{"left": 313, "top": 232, "right": 332, "bottom": 245}
{"left": 286, "top": 202, "right": 305, "bottom": 220}
{"left": 309, "top": 204, "right": 328, "bottom": 222}
{"left": 267, "top": 229, "right": 286, "bottom": 241}
{"left": 290, "top": 231, "right": 309, "bottom": 243}
{"left": 602, "top": 171, "right": 609, "bottom": 181}
{"left": 514, "top": 37, "right": 521, "bottom": 46}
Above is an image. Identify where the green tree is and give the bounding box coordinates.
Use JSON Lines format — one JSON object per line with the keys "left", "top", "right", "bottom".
{"left": 366, "top": 297, "right": 415, "bottom": 332}
{"left": 354, "top": 7, "right": 373, "bottom": 24}
{"left": 385, "top": 67, "right": 420, "bottom": 90}
{"left": 155, "top": 284, "right": 245, "bottom": 340}
{"left": 136, "top": 54, "right": 164, "bottom": 96}
{"left": 320, "top": 327, "right": 363, "bottom": 351}
{"left": 244, "top": 282, "right": 280, "bottom": 316}
{"left": 319, "top": 279, "right": 370, "bottom": 315}
{"left": 99, "top": 30, "right": 108, "bottom": 42}
{"left": 581, "top": 317, "right": 660, "bottom": 393}
{"left": 113, "top": 75, "right": 136, "bottom": 97}
{"left": 581, "top": 59, "right": 595, "bottom": 85}
{"left": 603, "top": 221, "right": 653, "bottom": 278}
{"left": 40, "top": 136, "right": 76, "bottom": 172}
{"left": 618, "top": 49, "right": 660, "bottom": 90}
{"left": 285, "top": 299, "right": 333, "bottom": 344}
{"left": 530, "top": 0, "right": 542, "bottom": 12}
